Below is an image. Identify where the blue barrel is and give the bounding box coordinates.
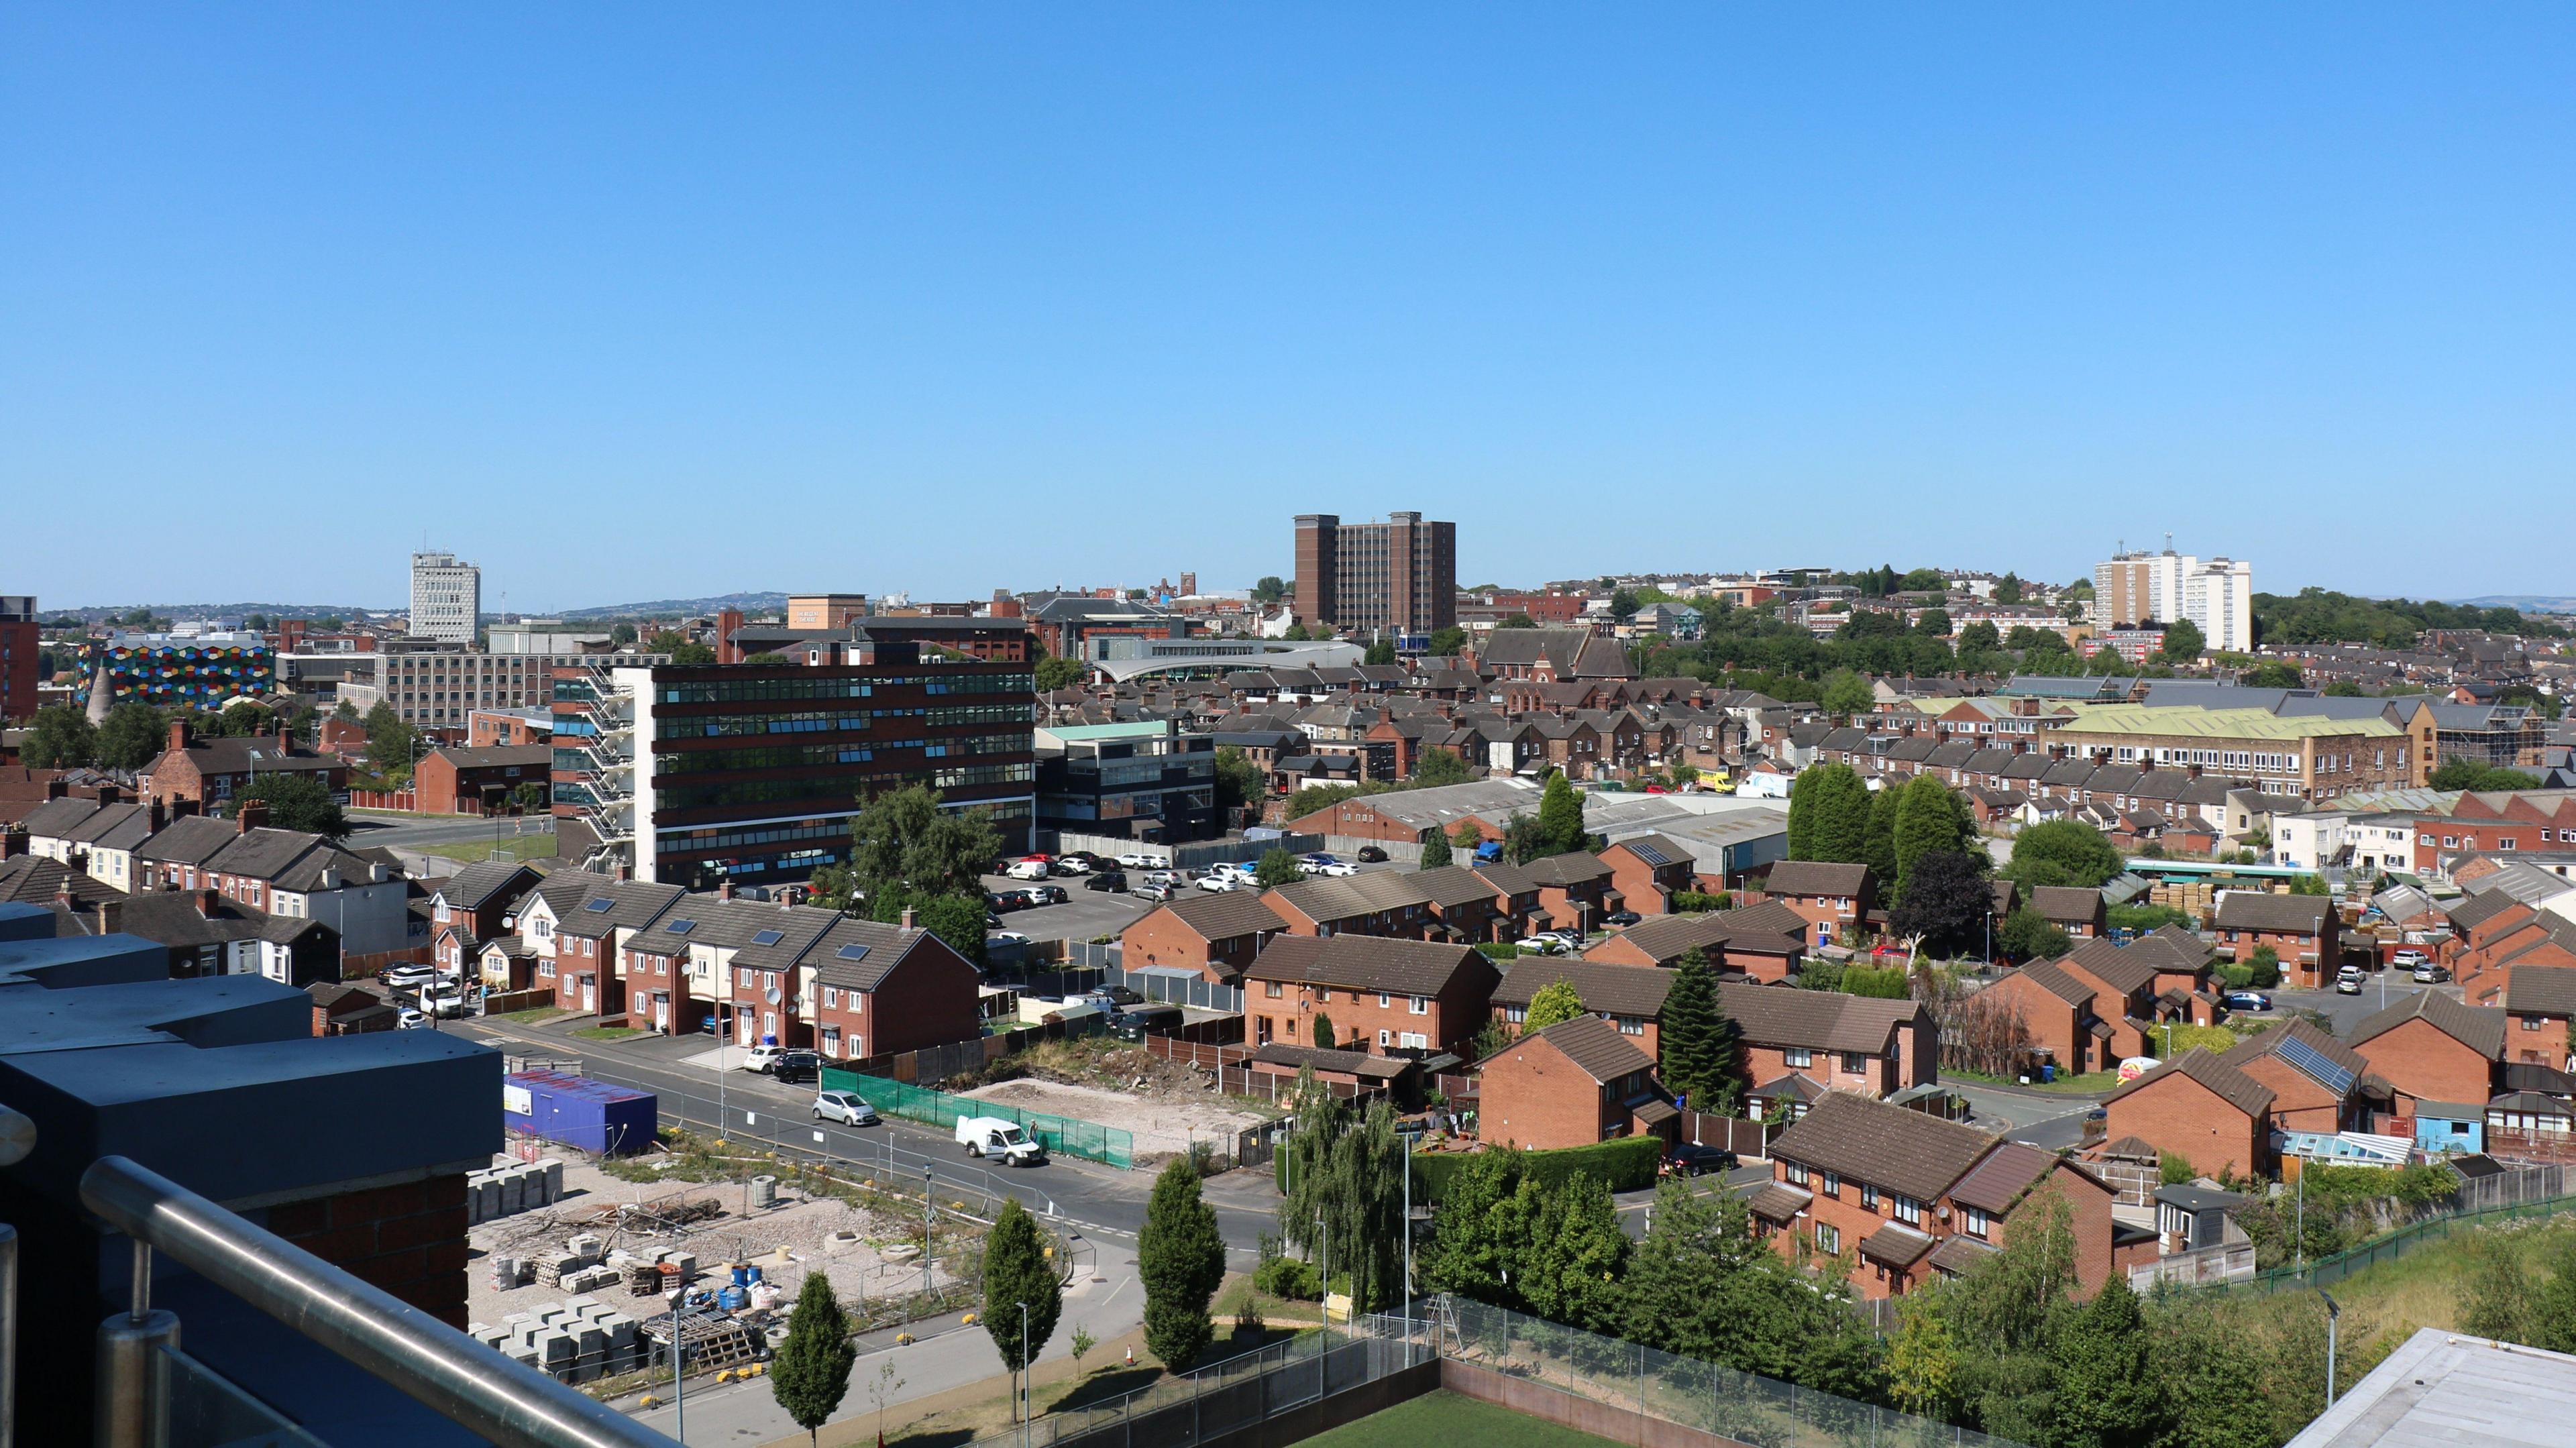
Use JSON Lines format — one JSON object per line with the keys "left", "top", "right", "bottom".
{"left": 718, "top": 1285, "right": 750, "bottom": 1311}
{"left": 730, "top": 1264, "right": 750, "bottom": 1287}
{"left": 745, "top": 1264, "right": 763, "bottom": 1285}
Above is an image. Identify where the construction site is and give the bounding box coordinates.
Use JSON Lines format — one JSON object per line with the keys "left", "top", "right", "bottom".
{"left": 463, "top": 1141, "right": 995, "bottom": 1395}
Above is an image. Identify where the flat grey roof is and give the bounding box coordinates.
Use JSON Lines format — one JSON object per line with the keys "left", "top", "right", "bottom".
{"left": 2286, "top": 1327, "right": 2576, "bottom": 1448}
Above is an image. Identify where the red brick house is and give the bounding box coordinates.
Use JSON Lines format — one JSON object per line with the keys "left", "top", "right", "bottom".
{"left": 1465, "top": 862, "right": 1550, "bottom": 938}
{"left": 1477, "top": 1013, "right": 1678, "bottom": 1150}
{"left": 1752, "top": 1093, "right": 2118, "bottom": 1299}
{"left": 308, "top": 981, "right": 398, "bottom": 1036}
{"left": 1242, "top": 935, "right": 1499, "bottom": 1056}
{"left": 2101, "top": 1049, "right": 2276, "bottom": 1179}
{"left": 1266, "top": 873, "right": 1442, "bottom": 940}
{"left": 804, "top": 915, "right": 983, "bottom": 1062}
{"left": 1977, "top": 958, "right": 2110, "bottom": 1076}
{"left": 1118, "top": 892, "right": 1289, "bottom": 983}
{"left": 1597, "top": 834, "right": 1699, "bottom": 915}
{"left": 1760, "top": 860, "right": 1876, "bottom": 950}
{"left": 140, "top": 718, "right": 347, "bottom": 811}
{"left": 1720, "top": 983, "right": 1936, "bottom": 1101}
{"left": 2504, "top": 966, "right": 2576, "bottom": 1068}
{"left": 2218, "top": 1021, "right": 2373, "bottom": 1135}
{"left": 412, "top": 744, "right": 553, "bottom": 815}
{"left": 2449, "top": 897, "right": 2576, "bottom": 1004}
{"left": 1491, "top": 957, "right": 1676, "bottom": 1057}
{"left": 2029, "top": 885, "right": 2108, "bottom": 941}
{"left": 425, "top": 860, "right": 543, "bottom": 977}
{"left": 1518, "top": 852, "right": 1623, "bottom": 935}
{"left": 2214, "top": 891, "right": 2343, "bottom": 988}
{"left": 1581, "top": 913, "right": 1735, "bottom": 971}
{"left": 2347, "top": 991, "right": 2503, "bottom": 1117}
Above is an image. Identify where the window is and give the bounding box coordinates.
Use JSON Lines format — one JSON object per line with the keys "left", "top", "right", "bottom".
{"left": 1840, "top": 1052, "right": 1868, "bottom": 1074}
{"left": 1963, "top": 1207, "right": 1991, "bottom": 1239}
{"left": 1814, "top": 1223, "right": 1839, "bottom": 1254}
{"left": 1617, "top": 1015, "right": 1644, "bottom": 1036}
{"left": 1379, "top": 1029, "right": 1391, "bottom": 1047}
{"left": 1285, "top": 1017, "right": 1297, "bottom": 1039}
{"left": 1379, "top": 992, "right": 1391, "bottom": 1007}
{"left": 1784, "top": 1161, "right": 1809, "bottom": 1186}
{"left": 1784, "top": 1048, "right": 1813, "bottom": 1068}
{"left": 1819, "top": 1170, "right": 1840, "bottom": 1198}
{"left": 1860, "top": 1184, "right": 1880, "bottom": 1210}
{"left": 1896, "top": 1196, "right": 1923, "bottom": 1225}
{"left": 2524, "top": 1017, "right": 2545, "bottom": 1032}
{"left": 823, "top": 987, "right": 841, "bottom": 1009}
{"left": 1265, "top": 982, "right": 1283, "bottom": 998}
{"left": 538, "top": 960, "right": 555, "bottom": 979}
{"left": 1400, "top": 1032, "right": 1428, "bottom": 1049}
{"left": 1505, "top": 1006, "right": 1526, "bottom": 1023}
{"left": 1316, "top": 988, "right": 1331, "bottom": 1004}
{"left": 1409, "top": 995, "right": 1429, "bottom": 1015}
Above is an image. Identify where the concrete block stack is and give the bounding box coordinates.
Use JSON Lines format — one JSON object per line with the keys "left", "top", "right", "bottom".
{"left": 466, "top": 1158, "right": 566, "bottom": 1227}
{"left": 472, "top": 1296, "right": 644, "bottom": 1383}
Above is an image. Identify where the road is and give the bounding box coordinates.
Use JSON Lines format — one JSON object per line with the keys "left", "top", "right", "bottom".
{"left": 348, "top": 810, "right": 555, "bottom": 850}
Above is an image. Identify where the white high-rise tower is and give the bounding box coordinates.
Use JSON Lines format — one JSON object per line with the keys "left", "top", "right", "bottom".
{"left": 408, "top": 551, "right": 482, "bottom": 643}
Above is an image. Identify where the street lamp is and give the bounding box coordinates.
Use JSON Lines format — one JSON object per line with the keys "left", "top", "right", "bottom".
{"left": 1018, "top": 1300, "right": 1032, "bottom": 1445}
{"left": 1316, "top": 1213, "right": 1330, "bottom": 1345}
{"left": 2318, "top": 1288, "right": 2341, "bottom": 1410}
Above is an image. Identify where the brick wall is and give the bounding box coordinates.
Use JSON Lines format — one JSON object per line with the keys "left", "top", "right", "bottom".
{"left": 2102, "top": 1072, "right": 2267, "bottom": 1179}
{"left": 262, "top": 1172, "right": 472, "bottom": 1327}
{"left": 2353, "top": 1017, "right": 2495, "bottom": 1110}
{"left": 1479, "top": 1036, "right": 1617, "bottom": 1149}
{"left": 1119, "top": 910, "right": 1260, "bottom": 982}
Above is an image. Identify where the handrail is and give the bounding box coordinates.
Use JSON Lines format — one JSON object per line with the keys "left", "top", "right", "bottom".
{"left": 80, "top": 1156, "right": 679, "bottom": 1448}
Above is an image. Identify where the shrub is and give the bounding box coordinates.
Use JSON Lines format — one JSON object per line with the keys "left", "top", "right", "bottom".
{"left": 1409, "top": 1135, "right": 1662, "bottom": 1204}
{"left": 1254, "top": 1254, "right": 1322, "bottom": 1300}
{"left": 1841, "top": 964, "right": 1912, "bottom": 999}
{"left": 1672, "top": 890, "right": 1734, "bottom": 913}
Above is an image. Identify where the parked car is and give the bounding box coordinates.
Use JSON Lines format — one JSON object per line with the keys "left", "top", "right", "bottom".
{"left": 1516, "top": 936, "right": 1570, "bottom": 956}
{"left": 772, "top": 1050, "right": 823, "bottom": 1084}
{"left": 986, "top": 891, "right": 1024, "bottom": 913}
{"left": 1006, "top": 858, "right": 1052, "bottom": 881}
{"left": 988, "top": 930, "right": 1032, "bottom": 948}
{"left": 1084, "top": 871, "right": 1129, "bottom": 892}
{"left": 2223, "top": 989, "right": 2273, "bottom": 1013}
{"left": 1084, "top": 985, "right": 1144, "bottom": 1008}
{"left": 395, "top": 1007, "right": 429, "bottom": 1029}
{"left": 2392, "top": 948, "right": 2430, "bottom": 968}
{"left": 1197, "top": 875, "right": 1242, "bottom": 893}
{"left": 1664, "top": 1144, "right": 1738, "bottom": 1177}
{"left": 1110, "top": 1003, "right": 1186, "bottom": 1041}
{"left": 1052, "top": 856, "right": 1093, "bottom": 876}
{"left": 383, "top": 963, "right": 442, "bottom": 991}
{"left": 2334, "top": 966, "right": 2366, "bottom": 995}
{"left": 742, "top": 1044, "right": 787, "bottom": 1073}
{"left": 1303, "top": 860, "right": 1357, "bottom": 877}
{"left": 1355, "top": 846, "right": 1390, "bottom": 863}
{"left": 1130, "top": 880, "right": 1173, "bottom": 902}
{"left": 813, "top": 1091, "right": 879, "bottom": 1127}
{"left": 1027, "top": 884, "right": 1069, "bottom": 906}
{"left": 1116, "top": 852, "right": 1163, "bottom": 870}
{"left": 2412, "top": 962, "right": 2452, "bottom": 984}
{"left": 1603, "top": 911, "right": 1642, "bottom": 928}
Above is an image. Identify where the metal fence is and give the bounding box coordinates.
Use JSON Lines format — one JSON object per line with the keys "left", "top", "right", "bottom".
{"left": 1441, "top": 1296, "right": 2030, "bottom": 1448}
{"left": 1105, "top": 964, "right": 1246, "bottom": 1012}
{"left": 2219, "top": 1185, "right": 2576, "bottom": 1296}
{"left": 969, "top": 1313, "right": 1430, "bottom": 1448}
{"left": 819, "top": 1066, "right": 1137, "bottom": 1170}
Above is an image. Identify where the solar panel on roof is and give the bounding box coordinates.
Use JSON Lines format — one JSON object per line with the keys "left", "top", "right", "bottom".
{"left": 583, "top": 898, "right": 615, "bottom": 913}
{"left": 751, "top": 929, "right": 785, "bottom": 946}
{"left": 2276, "top": 1036, "right": 2357, "bottom": 1096}
{"left": 1627, "top": 842, "right": 1673, "bottom": 867}
{"left": 836, "top": 944, "right": 872, "bottom": 962}
{"left": 665, "top": 918, "right": 696, "bottom": 935}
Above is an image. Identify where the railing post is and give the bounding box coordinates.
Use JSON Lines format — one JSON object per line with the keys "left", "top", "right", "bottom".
{"left": 95, "top": 1241, "right": 176, "bottom": 1448}
{"left": 0, "top": 1222, "right": 14, "bottom": 1448}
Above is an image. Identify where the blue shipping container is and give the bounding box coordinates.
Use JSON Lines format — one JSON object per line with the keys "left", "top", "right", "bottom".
{"left": 502, "top": 1070, "right": 657, "bottom": 1155}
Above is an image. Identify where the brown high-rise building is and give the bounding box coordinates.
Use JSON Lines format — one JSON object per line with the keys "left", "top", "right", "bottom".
{"left": 1291, "top": 512, "right": 1456, "bottom": 636}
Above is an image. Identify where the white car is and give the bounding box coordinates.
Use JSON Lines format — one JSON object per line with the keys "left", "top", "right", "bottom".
{"left": 988, "top": 930, "right": 1032, "bottom": 947}
{"left": 1196, "top": 875, "right": 1241, "bottom": 893}
{"left": 1051, "top": 857, "right": 1091, "bottom": 875}
{"left": 1516, "top": 936, "right": 1570, "bottom": 956}
{"left": 741, "top": 1044, "right": 786, "bottom": 1073}
{"left": 384, "top": 964, "right": 442, "bottom": 991}
{"left": 812, "top": 1091, "right": 880, "bottom": 1127}
{"left": 1116, "top": 852, "right": 1162, "bottom": 870}
{"left": 2391, "top": 949, "right": 2430, "bottom": 968}
{"left": 2334, "top": 967, "right": 2366, "bottom": 996}
{"left": 395, "top": 1007, "right": 430, "bottom": 1029}
{"left": 1311, "top": 860, "right": 1357, "bottom": 877}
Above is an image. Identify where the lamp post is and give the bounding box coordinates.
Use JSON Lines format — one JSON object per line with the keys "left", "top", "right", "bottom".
{"left": 1018, "top": 1300, "right": 1032, "bottom": 1445}
{"left": 1316, "top": 1214, "right": 1330, "bottom": 1345}
{"left": 2318, "top": 1288, "right": 2341, "bottom": 1410}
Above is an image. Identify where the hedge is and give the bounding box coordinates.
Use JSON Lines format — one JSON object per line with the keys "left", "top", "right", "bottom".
{"left": 1409, "top": 1135, "right": 1664, "bottom": 1204}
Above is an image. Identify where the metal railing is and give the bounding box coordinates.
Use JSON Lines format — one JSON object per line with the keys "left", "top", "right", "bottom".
{"left": 80, "top": 1155, "right": 680, "bottom": 1448}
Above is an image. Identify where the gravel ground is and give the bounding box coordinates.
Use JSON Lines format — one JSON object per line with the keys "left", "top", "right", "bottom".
{"left": 959, "top": 1075, "right": 1269, "bottom": 1158}
{"left": 464, "top": 1153, "right": 966, "bottom": 1330}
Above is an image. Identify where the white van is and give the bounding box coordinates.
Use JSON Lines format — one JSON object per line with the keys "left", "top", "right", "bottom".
{"left": 1006, "top": 858, "right": 1052, "bottom": 881}
{"left": 955, "top": 1115, "right": 1047, "bottom": 1166}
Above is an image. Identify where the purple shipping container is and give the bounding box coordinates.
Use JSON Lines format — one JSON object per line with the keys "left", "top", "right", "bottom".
{"left": 502, "top": 1070, "right": 657, "bottom": 1155}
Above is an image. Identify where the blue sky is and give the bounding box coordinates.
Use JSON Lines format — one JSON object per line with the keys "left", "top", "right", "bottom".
{"left": 5, "top": 7, "right": 2571, "bottom": 612}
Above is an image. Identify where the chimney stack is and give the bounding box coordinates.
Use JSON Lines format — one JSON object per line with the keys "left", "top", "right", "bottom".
{"left": 718, "top": 882, "right": 735, "bottom": 901}
{"left": 148, "top": 799, "right": 166, "bottom": 834}
{"left": 168, "top": 718, "right": 191, "bottom": 755}
{"left": 43, "top": 779, "right": 65, "bottom": 801}
{"left": 900, "top": 907, "right": 919, "bottom": 931}
{"left": 235, "top": 801, "right": 270, "bottom": 834}
{"left": 95, "top": 900, "right": 123, "bottom": 936}
{"left": 172, "top": 798, "right": 200, "bottom": 819}
{"left": 96, "top": 783, "right": 121, "bottom": 806}
{"left": 196, "top": 888, "right": 220, "bottom": 918}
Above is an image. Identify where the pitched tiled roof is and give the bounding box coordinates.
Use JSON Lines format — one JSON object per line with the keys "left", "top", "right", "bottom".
{"left": 1509, "top": 1013, "right": 1655, "bottom": 1084}
{"left": 433, "top": 860, "right": 541, "bottom": 912}
{"left": 2447, "top": 890, "right": 2528, "bottom": 932}
{"left": 1468, "top": 862, "right": 1544, "bottom": 898}
{"left": 810, "top": 918, "right": 955, "bottom": 991}
{"left": 1764, "top": 861, "right": 1872, "bottom": 898}
{"left": 19, "top": 797, "right": 105, "bottom": 840}
{"left": 1150, "top": 890, "right": 1289, "bottom": 940}
{"left": 2013, "top": 958, "right": 2098, "bottom": 1008}
{"left": 1717, "top": 983, "right": 1919, "bottom": 1054}
{"left": 1244, "top": 935, "right": 1495, "bottom": 997}
{"left": 1746, "top": 1180, "right": 1812, "bottom": 1223}
{"left": 133, "top": 814, "right": 242, "bottom": 867}
{"left": 1948, "top": 1141, "right": 2063, "bottom": 1215}
{"left": 2214, "top": 891, "right": 2334, "bottom": 934}
{"left": 2106, "top": 1048, "right": 2276, "bottom": 1119}
{"left": 0, "top": 854, "right": 122, "bottom": 909}
{"left": 2506, "top": 966, "right": 2576, "bottom": 1017}
{"left": 1859, "top": 1222, "right": 1939, "bottom": 1268}
{"left": 1412, "top": 865, "right": 1511, "bottom": 911}
{"left": 2347, "top": 991, "right": 2507, "bottom": 1061}
{"left": 2030, "top": 886, "right": 2104, "bottom": 924}
{"left": 1493, "top": 958, "right": 1677, "bottom": 1017}
{"left": 1268, "top": 872, "right": 1446, "bottom": 924}
{"left": 1768, "top": 1093, "right": 2000, "bottom": 1203}
{"left": 1518, "top": 853, "right": 1613, "bottom": 888}
{"left": 559, "top": 879, "right": 688, "bottom": 937}
{"left": 1590, "top": 913, "right": 1733, "bottom": 964}
{"left": 1247, "top": 1043, "right": 1413, "bottom": 1080}
{"left": 1926, "top": 1235, "right": 2000, "bottom": 1277}
{"left": 1713, "top": 899, "right": 1811, "bottom": 951}
{"left": 2059, "top": 937, "right": 2161, "bottom": 997}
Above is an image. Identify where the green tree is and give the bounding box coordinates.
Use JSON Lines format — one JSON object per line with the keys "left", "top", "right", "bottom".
{"left": 1497, "top": 613, "right": 1538, "bottom": 629}
{"left": 668, "top": 642, "right": 716, "bottom": 665}
{"left": 1819, "top": 668, "right": 1876, "bottom": 718}
{"left": 1957, "top": 620, "right": 2002, "bottom": 653}
{"left": 1900, "top": 568, "right": 1948, "bottom": 594}
{"left": 1251, "top": 576, "right": 1287, "bottom": 604}
{"left": 1254, "top": 846, "right": 1303, "bottom": 889}
{"left": 20, "top": 705, "right": 97, "bottom": 769}
{"left": 769, "top": 1272, "right": 857, "bottom": 1445}
{"left": 1891, "top": 775, "right": 1969, "bottom": 898}
{"left": 827, "top": 783, "right": 1002, "bottom": 904}
{"left": 1277, "top": 1073, "right": 1405, "bottom": 1308}
{"left": 360, "top": 702, "right": 418, "bottom": 783}
{"left": 1417, "top": 828, "right": 1452, "bottom": 869}
{"left": 1421, "top": 1146, "right": 1524, "bottom": 1305}
{"left": 1311, "top": 1011, "right": 1336, "bottom": 1050}
{"left": 1535, "top": 771, "right": 1587, "bottom": 857}
{"left": 1034, "top": 655, "right": 1085, "bottom": 691}
{"left": 1283, "top": 622, "right": 1311, "bottom": 641}
{"left": 1886, "top": 1293, "right": 1961, "bottom": 1421}
{"left": 1992, "top": 573, "right": 2024, "bottom": 604}
{"left": 1426, "top": 626, "right": 1467, "bottom": 657}
{"left": 1413, "top": 746, "right": 1472, "bottom": 786}
{"left": 1138, "top": 1159, "right": 1226, "bottom": 1372}
{"left": 97, "top": 701, "right": 169, "bottom": 771}
{"left": 1913, "top": 607, "right": 1951, "bottom": 638}
{"left": 1212, "top": 746, "right": 1267, "bottom": 817}
{"left": 1518, "top": 1172, "right": 1629, "bottom": 1331}
{"left": 610, "top": 622, "right": 639, "bottom": 646}
{"left": 2159, "top": 616, "right": 2206, "bottom": 662}
{"left": 981, "top": 1199, "right": 1063, "bottom": 1422}
{"left": 1363, "top": 638, "right": 1396, "bottom": 666}
{"left": 1787, "top": 763, "right": 1870, "bottom": 864}
{"left": 1523, "top": 980, "right": 1585, "bottom": 1032}
{"left": 2004, "top": 820, "right": 2124, "bottom": 889}
{"left": 2428, "top": 759, "right": 2541, "bottom": 791}
{"left": 1657, "top": 948, "right": 1738, "bottom": 1112}
{"left": 236, "top": 773, "right": 350, "bottom": 839}
{"left": 2051, "top": 1278, "right": 2169, "bottom": 1448}
{"left": 2245, "top": 661, "right": 2302, "bottom": 689}
{"left": 1862, "top": 784, "right": 1900, "bottom": 882}
{"left": 1996, "top": 907, "right": 2072, "bottom": 962}
{"left": 1500, "top": 810, "right": 1548, "bottom": 865}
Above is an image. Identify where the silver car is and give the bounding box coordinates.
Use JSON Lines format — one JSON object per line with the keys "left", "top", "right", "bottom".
{"left": 813, "top": 1091, "right": 880, "bottom": 1127}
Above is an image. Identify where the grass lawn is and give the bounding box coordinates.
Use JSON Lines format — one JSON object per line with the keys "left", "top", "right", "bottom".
{"left": 1945, "top": 1066, "right": 2123, "bottom": 1095}
{"left": 495, "top": 1006, "right": 574, "bottom": 1023}
{"left": 422, "top": 834, "right": 560, "bottom": 865}
{"left": 573, "top": 1025, "right": 649, "bottom": 1041}
{"left": 1299, "top": 1391, "right": 1621, "bottom": 1448}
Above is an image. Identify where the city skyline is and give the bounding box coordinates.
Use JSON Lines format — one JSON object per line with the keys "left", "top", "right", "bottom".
{"left": 9, "top": 7, "right": 2574, "bottom": 608}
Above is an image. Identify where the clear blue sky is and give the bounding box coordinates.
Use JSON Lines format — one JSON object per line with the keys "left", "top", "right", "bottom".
{"left": 6, "top": 7, "right": 2572, "bottom": 612}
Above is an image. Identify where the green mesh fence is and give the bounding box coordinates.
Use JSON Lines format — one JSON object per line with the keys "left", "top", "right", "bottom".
{"left": 2218, "top": 1190, "right": 2576, "bottom": 1296}
{"left": 820, "top": 1066, "right": 1134, "bottom": 1169}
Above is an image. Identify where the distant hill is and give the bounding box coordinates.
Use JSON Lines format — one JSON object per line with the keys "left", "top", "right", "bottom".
{"left": 50, "top": 602, "right": 388, "bottom": 624}
{"left": 554, "top": 592, "right": 788, "bottom": 620}
{"left": 2446, "top": 596, "right": 2576, "bottom": 615}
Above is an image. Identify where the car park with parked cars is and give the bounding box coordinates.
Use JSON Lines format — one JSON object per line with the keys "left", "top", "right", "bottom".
{"left": 1116, "top": 852, "right": 1163, "bottom": 870}
{"left": 1083, "top": 871, "right": 1128, "bottom": 892}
